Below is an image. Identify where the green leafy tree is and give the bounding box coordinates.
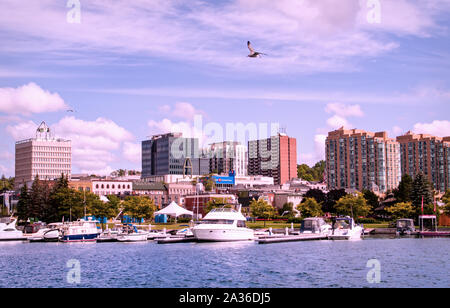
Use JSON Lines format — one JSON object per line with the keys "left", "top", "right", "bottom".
{"left": 0, "top": 175, "right": 15, "bottom": 192}
{"left": 302, "top": 189, "right": 326, "bottom": 204}
{"left": 386, "top": 202, "right": 415, "bottom": 220}
{"left": 279, "top": 202, "right": 294, "bottom": 217}
{"left": 442, "top": 190, "right": 450, "bottom": 215}
{"left": 89, "top": 194, "right": 120, "bottom": 229}
{"left": 323, "top": 189, "right": 347, "bottom": 213}
{"left": 297, "top": 198, "right": 323, "bottom": 218}
{"left": 334, "top": 193, "right": 371, "bottom": 220}
{"left": 250, "top": 198, "right": 276, "bottom": 227}
{"left": 297, "top": 161, "right": 326, "bottom": 182}
{"left": 394, "top": 174, "right": 413, "bottom": 203}
{"left": 204, "top": 197, "right": 232, "bottom": 214}
{"left": 123, "top": 196, "right": 157, "bottom": 222}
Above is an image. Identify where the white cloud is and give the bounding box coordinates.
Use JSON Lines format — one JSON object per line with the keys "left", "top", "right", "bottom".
{"left": 0, "top": 151, "right": 13, "bottom": 160}
{"left": 158, "top": 102, "right": 206, "bottom": 121}
{"left": 326, "top": 115, "right": 352, "bottom": 130}
{"left": 6, "top": 116, "right": 136, "bottom": 175}
{"left": 413, "top": 120, "right": 450, "bottom": 137}
{"left": 391, "top": 126, "right": 404, "bottom": 137}
{"left": 6, "top": 120, "right": 38, "bottom": 141}
{"left": 123, "top": 142, "right": 141, "bottom": 164}
{"left": 325, "top": 103, "right": 364, "bottom": 118}
{"left": 0, "top": 83, "right": 68, "bottom": 115}
{"left": 0, "top": 0, "right": 446, "bottom": 74}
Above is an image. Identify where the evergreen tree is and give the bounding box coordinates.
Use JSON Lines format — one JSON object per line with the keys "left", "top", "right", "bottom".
{"left": 411, "top": 172, "right": 433, "bottom": 217}
{"left": 394, "top": 174, "right": 413, "bottom": 203}
{"left": 363, "top": 189, "right": 379, "bottom": 212}
{"left": 16, "top": 183, "right": 31, "bottom": 222}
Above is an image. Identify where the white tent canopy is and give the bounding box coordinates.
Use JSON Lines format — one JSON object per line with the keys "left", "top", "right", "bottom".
{"left": 154, "top": 201, "right": 193, "bottom": 218}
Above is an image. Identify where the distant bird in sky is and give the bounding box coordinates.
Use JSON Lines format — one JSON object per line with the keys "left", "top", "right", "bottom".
{"left": 247, "top": 41, "right": 266, "bottom": 58}
{"left": 66, "top": 109, "right": 75, "bottom": 113}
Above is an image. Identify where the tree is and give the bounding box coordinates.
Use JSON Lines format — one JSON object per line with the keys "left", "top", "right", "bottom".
{"left": 297, "top": 161, "right": 326, "bottom": 182}
{"left": 204, "top": 178, "right": 216, "bottom": 192}
{"left": 204, "top": 197, "right": 231, "bottom": 214}
{"left": 302, "top": 189, "right": 326, "bottom": 204}
{"left": 411, "top": 172, "right": 433, "bottom": 216}
{"left": 386, "top": 202, "right": 415, "bottom": 220}
{"left": 323, "top": 189, "right": 347, "bottom": 213}
{"left": 89, "top": 194, "right": 120, "bottom": 229}
{"left": 279, "top": 202, "right": 294, "bottom": 217}
{"left": 334, "top": 193, "right": 371, "bottom": 220}
{"left": 123, "top": 196, "right": 157, "bottom": 222}
{"left": 0, "top": 175, "right": 15, "bottom": 192}
{"left": 48, "top": 188, "right": 84, "bottom": 222}
{"left": 250, "top": 198, "right": 276, "bottom": 227}
{"left": 442, "top": 190, "right": 450, "bottom": 215}
{"left": 16, "top": 183, "right": 31, "bottom": 222}
{"left": 297, "top": 198, "right": 323, "bottom": 218}
{"left": 363, "top": 189, "right": 379, "bottom": 212}
{"left": 394, "top": 174, "right": 413, "bottom": 203}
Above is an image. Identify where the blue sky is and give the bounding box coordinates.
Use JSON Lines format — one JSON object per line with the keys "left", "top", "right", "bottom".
{"left": 0, "top": 0, "right": 450, "bottom": 176}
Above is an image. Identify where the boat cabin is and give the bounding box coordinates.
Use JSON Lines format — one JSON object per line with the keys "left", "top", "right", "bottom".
{"left": 300, "top": 218, "right": 328, "bottom": 233}
{"left": 396, "top": 219, "right": 415, "bottom": 233}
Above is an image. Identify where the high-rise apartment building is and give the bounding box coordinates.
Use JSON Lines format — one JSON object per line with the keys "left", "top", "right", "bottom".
{"left": 207, "top": 141, "right": 248, "bottom": 176}
{"left": 248, "top": 134, "right": 297, "bottom": 185}
{"left": 141, "top": 133, "right": 209, "bottom": 179}
{"left": 396, "top": 131, "right": 450, "bottom": 192}
{"left": 15, "top": 122, "right": 72, "bottom": 187}
{"left": 326, "top": 128, "right": 401, "bottom": 193}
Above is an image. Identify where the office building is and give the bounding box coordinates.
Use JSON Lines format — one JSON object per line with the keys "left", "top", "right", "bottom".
{"left": 141, "top": 133, "right": 209, "bottom": 179}
{"left": 207, "top": 141, "right": 248, "bottom": 176}
{"left": 15, "top": 122, "right": 71, "bottom": 187}
{"left": 248, "top": 134, "right": 297, "bottom": 185}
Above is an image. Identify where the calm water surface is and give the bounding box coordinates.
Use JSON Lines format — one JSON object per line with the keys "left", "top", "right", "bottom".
{"left": 0, "top": 237, "right": 449, "bottom": 288}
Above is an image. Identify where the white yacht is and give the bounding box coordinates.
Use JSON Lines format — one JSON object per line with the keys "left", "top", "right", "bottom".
{"left": 300, "top": 217, "right": 332, "bottom": 235}
{"left": 0, "top": 219, "right": 25, "bottom": 241}
{"left": 328, "top": 217, "right": 363, "bottom": 240}
{"left": 61, "top": 218, "right": 101, "bottom": 243}
{"left": 192, "top": 206, "right": 254, "bottom": 242}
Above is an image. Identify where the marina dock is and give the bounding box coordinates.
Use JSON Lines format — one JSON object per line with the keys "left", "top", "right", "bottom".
{"left": 256, "top": 234, "right": 328, "bottom": 244}
{"left": 156, "top": 236, "right": 198, "bottom": 244}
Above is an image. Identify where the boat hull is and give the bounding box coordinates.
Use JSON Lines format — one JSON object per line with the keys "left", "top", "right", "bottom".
{"left": 193, "top": 228, "right": 254, "bottom": 242}
{"left": 61, "top": 233, "right": 99, "bottom": 242}
{"left": 117, "top": 233, "right": 148, "bottom": 242}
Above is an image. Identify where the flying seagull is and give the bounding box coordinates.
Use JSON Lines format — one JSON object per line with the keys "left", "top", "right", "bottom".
{"left": 247, "top": 41, "right": 266, "bottom": 58}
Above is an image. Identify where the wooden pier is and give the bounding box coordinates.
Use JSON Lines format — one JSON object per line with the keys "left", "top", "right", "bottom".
{"left": 256, "top": 234, "right": 328, "bottom": 244}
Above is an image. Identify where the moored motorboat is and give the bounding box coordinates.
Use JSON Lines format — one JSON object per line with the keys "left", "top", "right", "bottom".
{"left": 300, "top": 217, "right": 332, "bottom": 235}
{"left": 192, "top": 206, "right": 254, "bottom": 242}
{"left": 117, "top": 224, "right": 148, "bottom": 242}
{"left": 61, "top": 218, "right": 100, "bottom": 243}
{"left": 328, "top": 217, "right": 363, "bottom": 240}
{"left": 0, "top": 219, "right": 25, "bottom": 241}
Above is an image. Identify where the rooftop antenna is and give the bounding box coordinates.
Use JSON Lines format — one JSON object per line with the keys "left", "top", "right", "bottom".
{"left": 279, "top": 125, "right": 287, "bottom": 135}
{"left": 36, "top": 121, "right": 52, "bottom": 140}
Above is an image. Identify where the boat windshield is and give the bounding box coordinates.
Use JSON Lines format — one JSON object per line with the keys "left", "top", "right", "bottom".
{"left": 397, "top": 220, "right": 413, "bottom": 228}
{"left": 333, "top": 220, "right": 351, "bottom": 230}
{"left": 202, "top": 219, "right": 234, "bottom": 225}
{"left": 302, "top": 220, "right": 318, "bottom": 231}
{"left": 210, "top": 208, "right": 235, "bottom": 213}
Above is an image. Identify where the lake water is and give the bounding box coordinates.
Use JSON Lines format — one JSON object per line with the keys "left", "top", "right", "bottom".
{"left": 0, "top": 237, "right": 449, "bottom": 288}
